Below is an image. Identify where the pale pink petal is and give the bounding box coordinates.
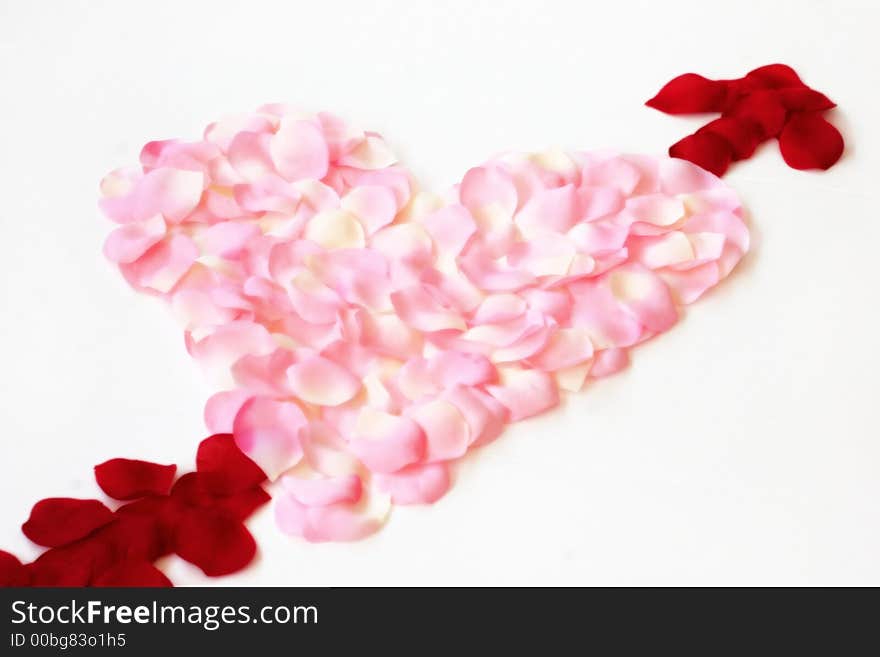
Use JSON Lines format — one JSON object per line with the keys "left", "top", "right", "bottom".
{"left": 232, "top": 349, "right": 297, "bottom": 396}
{"left": 443, "top": 384, "right": 507, "bottom": 447}
{"left": 100, "top": 167, "right": 204, "bottom": 224}
{"left": 576, "top": 185, "right": 625, "bottom": 221}
{"left": 459, "top": 165, "right": 518, "bottom": 216}
{"left": 349, "top": 408, "right": 425, "bottom": 473}
{"left": 338, "top": 134, "right": 397, "bottom": 169}
{"left": 420, "top": 204, "right": 476, "bottom": 257}
{"left": 589, "top": 348, "right": 630, "bottom": 378}
{"left": 186, "top": 320, "right": 277, "bottom": 384}
{"left": 102, "top": 214, "right": 166, "bottom": 263}
{"left": 506, "top": 233, "right": 576, "bottom": 277}
{"left": 274, "top": 492, "right": 385, "bottom": 542}
{"left": 119, "top": 234, "right": 198, "bottom": 293}
{"left": 195, "top": 221, "right": 260, "bottom": 257}
{"left": 317, "top": 112, "right": 365, "bottom": 160}
{"left": 204, "top": 113, "right": 275, "bottom": 151}
{"left": 568, "top": 278, "right": 643, "bottom": 349}
{"left": 233, "top": 397, "right": 307, "bottom": 480}
{"left": 375, "top": 463, "right": 450, "bottom": 505}
{"left": 567, "top": 220, "right": 629, "bottom": 254}
{"left": 341, "top": 185, "right": 398, "bottom": 234}
{"left": 280, "top": 474, "right": 362, "bottom": 506}
{"left": 204, "top": 390, "right": 253, "bottom": 434}
{"left": 472, "top": 294, "right": 527, "bottom": 324}
{"left": 271, "top": 118, "right": 330, "bottom": 182}
{"left": 233, "top": 175, "right": 301, "bottom": 214}
{"left": 486, "top": 367, "right": 559, "bottom": 421}
{"left": 227, "top": 131, "right": 276, "bottom": 182}
{"left": 514, "top": 184, "right": 577, "bottom": 236}
{"left": 286, "top": 355, "right": 361, "bottom": 406}
{"left": 406, "top": 399, "right": 470, "bottom": 462}
{"left": 626, "top": 194, "right": 685, "bottom": 227}
{"left": 528, "top": 328, "right": 594, "bottom": 371}
{"left": 428, "top": 351, "right": 496, "bottom": 387}
{"left": 391, "top": 286, "right": 467, "bottom": 332}
{"left": 607, "top": 267, "right": 678, "bottom": 334}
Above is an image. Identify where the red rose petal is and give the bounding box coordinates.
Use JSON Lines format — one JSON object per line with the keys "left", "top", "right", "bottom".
{"left": 729, "top": 91, "right": 788, "bottom": 138}
{"left": 218, "top": 486, "right": 271, "bottom": 520}
{"left": 170, "top": 472, "right": 270, "bottom": 520}
{"left": 173, "top": 507, "right": 257, "bottom": 577}
{"left": 669, "top": 132, "right": 733, "bottom": 177}
{"left": 22, "top": 498, "right": 115, "bottom": 548}
{"left": 196, "top": 433, "right": 266, "bottom": 494}
{"left": 698, "top": 117, "right": 763, "bottom": 160}
{"left": 95, "top": 458, "right": 177, "bottom": 500}
{"left": 93, "top": 561, "right": 172, "bottom": 587}
{"left": 27, "top": 537, "right": 115, "bottom": 586}
{"left": 779, "top": 112, "right": 844, "bottom": 170}
{"left": 645, "top": 73, "right": 729, "bottom": 114}
{"left": 745, "top": 63, "right": 805, "bottom": 89}
{"left": 778, "top": 87, "right": 836, "bottom": 112}
{"left": 0, "top": 550, "right": 30, "bottom": 586}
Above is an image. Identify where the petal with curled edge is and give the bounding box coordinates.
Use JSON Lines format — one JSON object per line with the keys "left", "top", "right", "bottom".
{"left": 406, "top": 399, "right": 470, "bottom": 462}
{"left": 232, "top": 397, "right": 307, "bottom": 481}
{"left": 486, "top": 367, "right": 559, "bottom": 421}
{"left": 349, "top": 408, "right": 426, "bottom": 473}
{"left": 375, "top": 463, "right": 450, "bottom": 505}
{"left": 103, "top": 214, "right": 166, "bottom": 263}
{"left": 100, "top": 167, "right": 204, "bottom": 224}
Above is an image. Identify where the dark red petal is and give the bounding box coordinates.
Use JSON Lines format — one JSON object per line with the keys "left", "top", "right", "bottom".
{"left": 22, "top": 498, "right": 115, "bottom": 548}
{"left": 729, "top": 90, "right": 788, "bottom": 138}
{"left": 645, "top": 73, "right": 729, "bottom": 114}
{"left": 196, "top": 433, "right": 266, "bottom": 494}
{"left": 99, "top": 511, "right": 169, "bottom": 562}
{"left": 0, "top": 550, "right": 30, "bottom": 586}
{"left": 26, "top": 537, "right": 115, "bottom": 586}
{"left": 173, "top": 508, "right": 257, "bottom": 577}
{"left": 95, "top": 458, "right": 177, "bottom": 500}
{"left": 778, "top": 87, "right": 836, "bottom": 112}
{"left": 219, "top": 487, "right": 271, "bottom": 520}
{"left": 171, "top": 472, "right": 270, "bottom": 520}
{"left": 669, "top": 132, "right": 733, "bottom": 177}
{"left": 745, "top": 63, "right": 806, "bottom": 89}
{"left": 698, "top": 117, "right": 764, "bottom": 160}
{"left": 93, "top": 561, "right": 172, "bottom": 587}
{"left": 778, "top": 112, "right": 844, "bottom": 170}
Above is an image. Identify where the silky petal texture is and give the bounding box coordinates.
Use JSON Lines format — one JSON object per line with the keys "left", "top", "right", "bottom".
{"left": 173, "top": 508, "right": 257, "bottom": 576}
{"left": 103, "top": 214, "right": 166, "bottom": 263}
{"left": 286, "top": 355, "right": 361, "bottom": 406}
{"left": 350, "top": 409, "right": 426, "bottom": 473}
{"left": 271, "top": 118, "right": 330, "bottom": 182}
{"left": 648, "top": 64, "right": 843, "bottom": 175}
{"left": 375, "top": 463, "right": 450, "bottom": 505}
{"left": 97, "top": 102, "right": 750, "bottom": 550}
{"left": 100, "top": 167, "right": 204, "bottom": 224}
{"left": 232, "top": 398, "right": 307, "bottom": 480}
{"left": 280, "top": 474, "right": 362, "bottom": 506}
{"left": 645, "top": 73, "right": 729, "bottom": 113}
{"left": 778, "top": 112, "right": 844, "bottom": 170}
{"left": 94, "top": 459, "right": 177, "bottom": 500}
{"left": 22, "top": 499, "right": 115, "bottom": 548}
{"left": 93, "top": 561, "right": 172, "bottom": 587}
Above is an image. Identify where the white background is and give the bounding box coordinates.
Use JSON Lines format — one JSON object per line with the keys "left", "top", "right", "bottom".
{"left": 1, "top": 0, "right": 878, "bottom": 586}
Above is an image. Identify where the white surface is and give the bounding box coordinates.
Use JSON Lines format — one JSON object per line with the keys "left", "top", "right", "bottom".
{"left": 1, "top": 0, "right": 878, "bottom": 586}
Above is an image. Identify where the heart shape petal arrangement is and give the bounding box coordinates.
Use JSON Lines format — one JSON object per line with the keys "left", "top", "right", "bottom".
{"left": 100, "top": 107, "right": 749, "bottom": 540}
{"left": 1, "top": 65, "right": 844, "bottom": 586}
